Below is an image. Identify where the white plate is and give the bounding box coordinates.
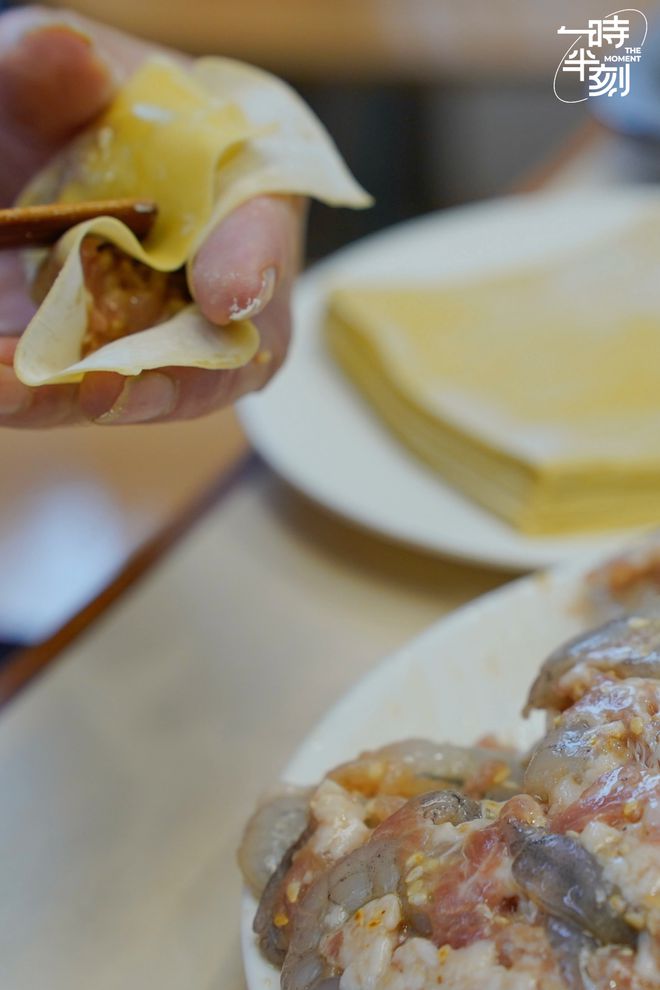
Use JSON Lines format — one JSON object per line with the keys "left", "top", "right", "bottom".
{"left": 240, "top": 188, "right": 655, "bottom": 571}
{"left": 241, "top": 547, "right": 622, "bottom": 989}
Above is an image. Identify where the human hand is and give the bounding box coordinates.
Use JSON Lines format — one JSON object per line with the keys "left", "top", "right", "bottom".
{"left": 0, "top": 6, "right": 304, "bottom": 427}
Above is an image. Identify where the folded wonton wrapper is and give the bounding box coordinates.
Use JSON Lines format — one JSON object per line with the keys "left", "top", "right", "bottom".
{"left": 14, "top": 56, "right": 371, "bottom": 385}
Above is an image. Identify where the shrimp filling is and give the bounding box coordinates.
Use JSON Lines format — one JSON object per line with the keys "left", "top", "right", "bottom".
{"left": 33, "top": 236, "right": 191, "bottom": 358}
{"left": 242, "top": 612, "right": 660, "bottom": 990}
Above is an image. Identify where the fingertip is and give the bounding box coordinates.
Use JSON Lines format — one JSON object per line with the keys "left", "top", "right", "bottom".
{"left": 0, "top": 6, "right": 51, "bottom": 53}
{"left": 191, "top": 253, "right": 272, "bottom": 327}
{"left": 78, "top": 371, "right": 125, "bottom": 421}
{"left": 0, "top": 337, "right": 18, "bottom": 365}
{"left": 190, "top": 196, "right": 300, "bottom": 326}
{"left": 0, "top": 366, "right": 85, "bottom": 427}
{"left": 0, "top": 361, "right": 31, "bottom": 416}
{"left": 0, "top": 16, "right": 116, "bottom": 142}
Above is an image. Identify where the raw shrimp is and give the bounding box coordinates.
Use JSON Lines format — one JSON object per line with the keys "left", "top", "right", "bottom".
{"left": 328, "top": 739, "right": 524, "bottom": 802}
{"left": 254, "top": 825, "right": 314, "bottom": 965}
{"left": 250, "top": 778, "right": 381, "bottom": 965}
{"left": 525, "top": 616, "right": 660, "bottom": 714}
{"left": 285, "top": 793, "right": 591, "bottom": 990}
{"left": 503, "top": 821, "right": 638, "bottom": 948}
{"left": 248, "top": 767, "right": 655, "bottom": 990}
{"left": 586, "top": 538, "right": 660, "bottom": 622}
{"left": 281, "top": 790, "right": 482, "bottom": 990}
{"left": 239, "top": 788, "right": 311, "bottom": 897}
{"left": 551, "top": 765, "right": 660, "bottom": 836}
{"left": 545, "top": 918, "right": 596, "bottom": 990}
{"left": 242, "top": 597, "right": 660, "bottom": 989}
{"left": 524, "top": 675, "right": 660, "bottom": 811}
{"left": 245, "top": 738, "right": 524, "bottom": 965}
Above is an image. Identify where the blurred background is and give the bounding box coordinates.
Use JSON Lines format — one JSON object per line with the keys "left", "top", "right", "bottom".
{"left": 0, "top": 0, "right": 658, "bottom": 666}
{"left": 2, "top": 6, "right": 660, "bottom": 987}
{"left": 36, "top": 0, "right": 608, "bottom": 254}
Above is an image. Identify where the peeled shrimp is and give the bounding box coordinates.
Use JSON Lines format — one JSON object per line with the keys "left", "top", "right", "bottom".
{"left": 281, "top": 790, "right": 482, "bottom": 990}
{"left": 254, "top": 824, "right": 313, "bottom": 965}
{"left": 329, "top": 739, "right": 524, "bottom": 801}
{"left": 525, "top": 615, "right": 660, "bottom": 714}
{"left": 247, "top": 738, "right": 523, "bottom": 968}
{"left": 524, "top": 674, "right": 660, "bottom": 810}
{"left": 586, "top": 538, "right": 660, "bottom": 622}
{"left": 238, "top": 788, "right": 311, "bottom": 897}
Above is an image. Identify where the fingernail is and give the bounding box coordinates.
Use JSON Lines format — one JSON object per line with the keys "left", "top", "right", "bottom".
{"left": 95, "top": 372, "right": 177, "bottom": 425}
{"left": 229, "top": 267, "right": 277, "bottom": 322}
{"left": 0, "top": 366, "right": 31, "bottom": 416}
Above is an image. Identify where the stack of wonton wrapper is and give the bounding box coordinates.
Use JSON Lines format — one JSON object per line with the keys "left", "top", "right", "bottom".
{"left": 326, "top": 214, "right": 660, "bottom": 535}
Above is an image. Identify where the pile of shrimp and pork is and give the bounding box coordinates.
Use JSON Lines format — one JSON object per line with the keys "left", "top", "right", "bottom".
{"left": 239, "top": 614, "right": 660, "bottom": 990}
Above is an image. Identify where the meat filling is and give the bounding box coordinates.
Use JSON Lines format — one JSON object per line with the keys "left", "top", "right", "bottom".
{"left": 33, "top": 236, "right": 191, "bottom": 358}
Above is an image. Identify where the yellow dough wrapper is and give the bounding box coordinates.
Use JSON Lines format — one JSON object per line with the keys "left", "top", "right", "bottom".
{"left": 326, "top": 214, "right": 660, "bottom": 535}
{"left": 14, "top": 56, "right": 371, "bottom": 385}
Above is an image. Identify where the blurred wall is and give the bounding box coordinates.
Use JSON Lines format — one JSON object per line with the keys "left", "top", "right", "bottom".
{"left": 34, "top": 1, "right": 631, "bottom": 253}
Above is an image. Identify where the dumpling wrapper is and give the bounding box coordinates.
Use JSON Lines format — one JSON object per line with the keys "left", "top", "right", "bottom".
{"left": 326, "top": 212, "right": 660, "bottom": 535}
{"left": 14, "top": 56, "right": 371, "bottom": 385}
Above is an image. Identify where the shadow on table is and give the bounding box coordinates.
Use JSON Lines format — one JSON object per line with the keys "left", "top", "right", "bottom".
{"left": 258, "top": 463, "right": 515, "bottom": 606}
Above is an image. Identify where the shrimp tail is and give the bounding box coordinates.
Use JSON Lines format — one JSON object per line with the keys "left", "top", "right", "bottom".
{"left": 254, "top": 825, "right": 313, "bottom": 965}
{"left": 546, "top": 917, "right": 598, "bottom": 990}
{"left": 504, "top": 821, "right": 638, "bottom": 949}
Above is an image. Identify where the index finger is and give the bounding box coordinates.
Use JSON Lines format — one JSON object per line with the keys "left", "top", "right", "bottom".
{"left": 0, "top": 6, "right": 181, "bottom": 203}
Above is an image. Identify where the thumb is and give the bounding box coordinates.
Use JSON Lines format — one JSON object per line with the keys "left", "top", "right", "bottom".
{"left": 0, "top": 11, "right": 115, "bottom": 200}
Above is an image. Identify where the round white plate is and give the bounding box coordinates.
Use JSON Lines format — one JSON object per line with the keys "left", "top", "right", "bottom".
{"left": 241, "top": 547, "right": 621, "bottom": 989}
{"left": 240, "top": 188, "right": 655, "bottom": 571}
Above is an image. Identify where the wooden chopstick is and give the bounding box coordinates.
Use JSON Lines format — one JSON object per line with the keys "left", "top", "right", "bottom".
{"left": 0, "top": 198, "right": 158, "bottom": 249}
